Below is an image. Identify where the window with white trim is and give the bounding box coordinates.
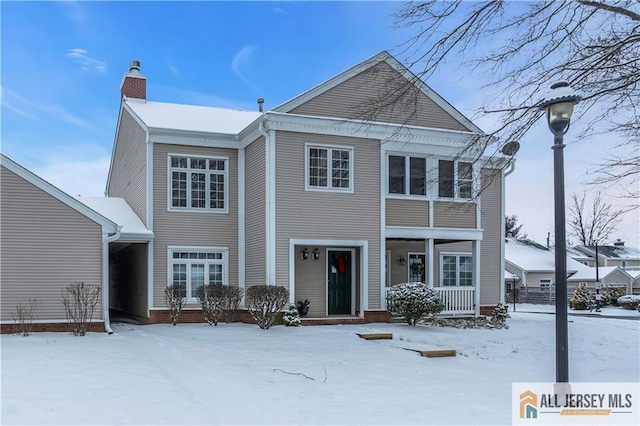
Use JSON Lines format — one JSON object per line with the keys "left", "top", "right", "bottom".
{"left": 169, "top": 248, "right": 227, "bottom": 299}
{"left": 169, "top": 156, "right": 227, "bottom": 211}
{"left": 408, "top": 252, "right": 426, "bottom": 283}
{"left": 438, "top": 160, "right": 473, "bottom": 199}
{"left": 539, "top": 278, "right": 552, "bottom": 287}
{"left": 441, "top": 254, "right": 473, "bottom": 286}
{"left": 388, "top": 155, "right": 427, "bottom": 196}
{"left": 306, "top": 145, "right": 353, "bottom": 191}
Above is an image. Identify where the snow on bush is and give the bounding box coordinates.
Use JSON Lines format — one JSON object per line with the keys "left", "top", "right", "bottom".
{"left": 491, "top": 303, "right": 509, "bottom": 324}
{"left": 283, "top": 304, "right": 301, "bottom": 326}
{"left": 196, "top": 284, "right": 226, "bottom": 326}
{"left": 164, "top": 285, "right": 186, "bottom": 326}
{"left": 386, "top": 282, "right": 444, "bottom": 325}
{"left": 222, "top": 286, "right": 244, "bottom": 324}
{"left": 245, "top": 285, "right": 289, "bottom": 330}
{"left": 616, "top": 295, "right": 640, "bottom": 310}
{"left": 608, "top": 287, "right": 626, "bottom": 306}
{"left": 570, "top": 283, "right": 591, "bottom": 310}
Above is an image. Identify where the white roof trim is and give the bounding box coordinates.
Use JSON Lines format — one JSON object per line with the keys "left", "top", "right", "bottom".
{"left": 272, "top": 50, "right": 483, "bottom": 134}
{"left": 1, "top": 154, "right": 117, "bottom": 232}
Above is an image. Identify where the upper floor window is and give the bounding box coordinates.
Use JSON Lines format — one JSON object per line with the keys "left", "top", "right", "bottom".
{"left": 388, "top": 155, "right": 426, "bottom": 196}
{"left": 169, "top": 155, "right": 227, "bottom": 212}
{"left": 306, "top": 145, "right": 353, "bottom": 192}
{"left": 441, "top": 254, "right": 473, "bottom": 286}
{"left": 438, "top": 160, "right": 473, "bottom": 199}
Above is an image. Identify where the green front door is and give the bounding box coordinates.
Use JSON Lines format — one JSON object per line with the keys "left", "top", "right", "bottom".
{"left": 328, "top": 250, "right": 351, "bottom": 315}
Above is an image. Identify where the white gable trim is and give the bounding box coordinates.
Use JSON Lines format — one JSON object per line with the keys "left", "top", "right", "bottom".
{"left": 272, "top": 51, "right": 482, "bottom": 134}
{"left": 1, "top": 154, "right": 117, "bottom": 233}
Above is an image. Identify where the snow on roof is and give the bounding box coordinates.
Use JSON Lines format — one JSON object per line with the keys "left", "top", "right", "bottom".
{"left": 125, "top": 100, "right": 262, "bottom": 135}
{"left": 75, "top": 196, "right": 153, "bottom": 241}
{"left": 567, "top": 265, "right": 621, "bottom": 282}
{"left": 575, "top": 244, "right": 640, "bottom": 260}
{"left": 626, "top": 270, "right": 640, "bottom": 279}
{"left": 505, "top": 238, "right": 584, "bottom": 273}
{"left": 505, "top": 270, "right": 520, "bottom": 280}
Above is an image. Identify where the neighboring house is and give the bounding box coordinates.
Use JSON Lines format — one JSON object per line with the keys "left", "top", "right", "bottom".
{"left": 504, "top": 238, "right": 586, "bottom": 304}
{"left": 0, "top": 154, "right": 118, "bottom": 332}
{"left": 628, "top": 270, "right": 640, "bottom": 295}
{"left": 566, "top": 265, "right": 633, "bottom": 295}
{"left": 106, "top": 51, "right": 508, "bottom": 323}
{"left": 572, "top": 241, "right": 640, "bottom": 270}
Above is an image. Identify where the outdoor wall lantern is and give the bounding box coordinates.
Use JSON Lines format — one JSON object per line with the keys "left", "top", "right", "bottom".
{"left": 312, "top": 248, "right": 320, "bottom": 260}
{"left": 539, "top": 80, "right": 581, "bottom": 386}
{"left": 398, "top": 256, "right": 406, "bottom": 266}
{"left": 301, "top": 248, "right": 309, "bottom": 260}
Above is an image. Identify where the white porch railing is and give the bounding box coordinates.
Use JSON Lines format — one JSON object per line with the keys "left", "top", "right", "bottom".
{"left": 433, "top": 287, "right": 475, "bottom": 316}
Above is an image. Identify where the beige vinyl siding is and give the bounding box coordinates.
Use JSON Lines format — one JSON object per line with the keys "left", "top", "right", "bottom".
{"left": 1, "top": 167, "right": 103, "bottom": 321}
{"left": 385, "top": 240, "right": 427, "bottom": 285}
{"left": 385, "top": 199, "right": 429, "bottom": 227}
{"left": 152, "top": 144, "right": 238, "bottom": 308}
{"left": 478, "top": 168, "right": 502, "bottom": 305}
{"left": 433, "top": 241, "right": 473, "bottom": 287}
{"left": 245, "top": 137, "right": 266, "bottom": 287}
{"left": 275, "top": 131, "right": 382, "bottom": 308}
{"left": 109, "top": 243, "right": 148, "bottom": 322}
{"left": 433, "top": 201, "right": 476, "bottom": 228}
{"left": 522, "top": 272, "right": 556, "bottom": 288}
{"left": 290, "top": 62, "right": 468, "bottom": 131}
{"left": 294, "top": 246, "right": 327, "bottom": 318}
{"left": 609, "top": 259, "right": 640, "bottom": 268}
{"left": 108, "top": 108, "right": 147, "bottom": 226}
{"left": 603, "top": 269, "right": 633, "bottom": 288}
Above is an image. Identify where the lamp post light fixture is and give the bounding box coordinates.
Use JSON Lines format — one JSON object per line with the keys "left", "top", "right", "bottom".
{"left": 539, "top": 80, "right": 581, "bottom": 385}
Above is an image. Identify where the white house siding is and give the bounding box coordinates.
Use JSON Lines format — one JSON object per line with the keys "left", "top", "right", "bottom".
{"left": 245, "top": 137, "right": 266, "bottom": 287}
{"left": 0, "top": 167, "right": 103, "bottom": 321}
{"left": 478, "top": 168, "right": 502, "bottom": 306}
{"left": 385, "top": 199, "right": 429, "bottom": 227}
{"left": 107, "top": 108, "right": 148, "bottom": 226}
{"left": 275, "top": 131, "right": 382, "bottom": 309}
{"left": 152, "top": 144, "right": 238, "bottom": 308}
{"left": 290, "top": 62, "right": 469, "bottom": 131}
{"left": 433, "top": 201, "right": 476, "bottom": 228}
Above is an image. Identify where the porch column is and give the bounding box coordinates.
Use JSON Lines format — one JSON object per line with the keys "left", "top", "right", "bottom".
{"left": 426, "top": 238, "right": 434, "bottom": 286}
{"left": 473, "top": 240, "right": 481, "bottom": 316}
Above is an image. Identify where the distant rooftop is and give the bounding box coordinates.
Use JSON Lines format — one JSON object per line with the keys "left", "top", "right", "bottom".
{"left": 578, "top": 244, "right": 640, "bottom": 260}
{"left": 505, "top": 238, "right": 584, "bottom": 273}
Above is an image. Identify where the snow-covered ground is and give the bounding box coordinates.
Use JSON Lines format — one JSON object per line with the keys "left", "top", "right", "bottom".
{"left": 2, "top": 312, "right": 639, "bottom": 425}
{"left": 515, "top": 302, "right": 640, "bottom": 317}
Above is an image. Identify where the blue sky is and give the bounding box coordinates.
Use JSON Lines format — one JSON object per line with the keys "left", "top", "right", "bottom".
{"left": 1, "top": 1, "right": 637, "bottom": 246}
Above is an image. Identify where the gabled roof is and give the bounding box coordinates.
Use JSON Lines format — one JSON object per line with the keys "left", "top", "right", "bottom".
{"left": 567, "top": 265, "right": 631, "bottom": 282}
{"left": 0, "top": 154, "right": 117, "bottom": 233}
{"left": 272, "top": 51, "right": 483, "bottom": 134}
{"left": 75, "top": 196, "right": 153, "bottom": 242}
{"left": 505, "top": 238, "right": 584, "bottom": 273}
{"left": 124, "top": 99, "right": 262, "bottom": 136}
{"left": 574, "top": 244, "right": 640, "bottom": 261}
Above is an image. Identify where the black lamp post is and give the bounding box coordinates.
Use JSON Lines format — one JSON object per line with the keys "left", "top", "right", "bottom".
{"left": 539, "top": 81, "right": 581, "bottom": 384}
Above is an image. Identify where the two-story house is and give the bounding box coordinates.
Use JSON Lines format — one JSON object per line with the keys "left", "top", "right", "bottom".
{"left": 106, "top": 51, "right": 506, "bottom": 324}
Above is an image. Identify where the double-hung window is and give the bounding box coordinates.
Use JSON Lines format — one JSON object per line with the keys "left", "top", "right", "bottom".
{"left": 169, "top": 247, "right": 227, "bottom": 300}
{"left": 169, "top": 156, "right": 227, "bottom": 212}
{"left": 306, "top": 145, "right": 353, "bottom": 191}
{"left": 441, "top": 254, "right": 473, "bottom": 286}
{"left": 388, "top": 155, "right": 427, "bottom": 196}
{"left": 438, "top": 160, "right": 473, "bottom": 199}
{"left": 539, "top": 278, "right": 552, "bottom": 287}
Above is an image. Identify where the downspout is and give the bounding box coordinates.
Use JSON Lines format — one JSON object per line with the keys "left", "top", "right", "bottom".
{"left": 500, "top": 159, "right": 517, "bottom": 305}
{"left": 258, "top": 118, "right": 274, "bottom": 286}
{"left": 102, "top": 226, "right": 122, "bottom": 334}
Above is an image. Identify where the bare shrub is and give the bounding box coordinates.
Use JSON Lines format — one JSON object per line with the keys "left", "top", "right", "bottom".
{"left": 62, "top": 282, "right": 101, "bottom": 336}
{"left": 11, "top": 298, "right": 40, "bottom": 336}
{"left": 245, "top": 285, "right": 289, "bottom": 330}
{"left": 196, "top": 284, "right": 225, "bottom": 326}
{"left": 164, "top": 285, "right": 186, "bottom": 326}
{"left": 223, "top": 286, "right": 244, "bottom": 324}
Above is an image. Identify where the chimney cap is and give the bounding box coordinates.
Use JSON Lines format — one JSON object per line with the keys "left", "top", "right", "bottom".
{"left": 257, "top": 97, "right": 265, "bottom": 112}
{"left": 128, "top": 59, "right": 141, "bottom": 74}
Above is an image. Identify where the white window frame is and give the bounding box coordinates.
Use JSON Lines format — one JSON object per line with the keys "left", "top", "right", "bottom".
{"left": 304, "top": 143, "right": 354, "bottom": 193}
{"left": 437, "top": 159, "right": 474, "bottom": 200}
{"left": 167, "top": 154, "right": 229, "bottom": 213}
{"left": 439, "top": 252, "right": 473, "bottom": 287}
{"left": 539, "top": 278, "right": 553, "bottom": 287}
{"left": 386, "top": 154, "right": 428, "bottom": 198}
{"left": 167, "top": 246, "right": 229, "bottom": 302}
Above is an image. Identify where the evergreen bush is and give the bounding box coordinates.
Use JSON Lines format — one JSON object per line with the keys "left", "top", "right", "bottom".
{"left": 283, "top": 304, "right": 301, "bottom": 326}
{"left": 386, "top": 282, "right": 444, "bottom": 325}
{"left": 570, "top": 283, "right": 591, "bottom": 310}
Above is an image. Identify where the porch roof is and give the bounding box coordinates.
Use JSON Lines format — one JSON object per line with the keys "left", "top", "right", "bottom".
{"left": 75, "top": 196, "right": 153, "bottom": 242}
